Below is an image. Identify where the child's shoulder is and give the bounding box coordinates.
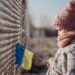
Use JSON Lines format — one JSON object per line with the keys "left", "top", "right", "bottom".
{"left": 61, "top": 41, "right": 75, "bottom": 54}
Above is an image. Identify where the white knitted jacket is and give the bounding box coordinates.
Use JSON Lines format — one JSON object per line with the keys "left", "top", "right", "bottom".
{"left": 46, "top": 40, "right": 75, "bottom": 75}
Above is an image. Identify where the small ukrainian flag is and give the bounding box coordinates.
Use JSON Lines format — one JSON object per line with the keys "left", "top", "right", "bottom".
{"left": 21, "top": 49, "right": 34, "bottom": 70}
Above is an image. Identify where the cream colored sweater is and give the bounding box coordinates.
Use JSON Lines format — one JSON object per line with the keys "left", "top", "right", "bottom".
{"left": 46, "top": 40, "right": 75, "bottom": 75}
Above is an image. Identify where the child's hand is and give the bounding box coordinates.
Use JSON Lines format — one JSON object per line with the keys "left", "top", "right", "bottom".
{"left": 42, "top": 59, "right": 50, "bottom": 67}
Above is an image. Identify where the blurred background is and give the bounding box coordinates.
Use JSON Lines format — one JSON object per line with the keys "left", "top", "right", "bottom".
{"left": 22, "top": 0, "right": 68, "bottom": 75}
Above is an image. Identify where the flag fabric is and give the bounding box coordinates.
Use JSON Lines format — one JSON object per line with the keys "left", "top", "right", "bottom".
{"left": 15, "top": 43, "right": 25, "bottom": 65}
{"left": 21, "top": 49, "right": 34, "bottom": 70}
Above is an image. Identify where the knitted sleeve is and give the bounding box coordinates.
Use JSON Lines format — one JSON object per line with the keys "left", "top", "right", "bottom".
{"left": 48, "top": 49, "right": 60, "bottom": 66}
{"left": 66, "top": 45, "right": 75, "bottom": 75}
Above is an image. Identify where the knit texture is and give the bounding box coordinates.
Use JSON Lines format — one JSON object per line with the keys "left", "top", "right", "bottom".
{"left": 52, "top": 0, "right": 75, "bottom": 30}
{"left": 46, "top": 41, "right": 75, "bottom": 75}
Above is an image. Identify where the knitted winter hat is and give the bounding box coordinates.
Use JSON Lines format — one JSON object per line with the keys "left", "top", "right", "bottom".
{"left": 52, "top": 0, "right": 75, "bottom": 30}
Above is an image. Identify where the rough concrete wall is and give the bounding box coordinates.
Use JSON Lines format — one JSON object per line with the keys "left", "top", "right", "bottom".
{"left": 0, "top": 0, "right": 26, "bottom": 75}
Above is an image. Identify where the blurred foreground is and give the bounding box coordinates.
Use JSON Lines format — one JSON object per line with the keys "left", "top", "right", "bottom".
{"left": 22, "top": 37, "right": 58, "bottom": 75}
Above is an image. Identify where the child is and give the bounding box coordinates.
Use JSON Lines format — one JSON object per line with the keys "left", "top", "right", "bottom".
{"left": 45, "top": 0, "right": 75, "bottom": 75}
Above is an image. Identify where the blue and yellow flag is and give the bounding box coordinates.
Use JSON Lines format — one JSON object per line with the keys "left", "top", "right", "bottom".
{"left": 21, "top": 49, "right": 34, "bottom": 70}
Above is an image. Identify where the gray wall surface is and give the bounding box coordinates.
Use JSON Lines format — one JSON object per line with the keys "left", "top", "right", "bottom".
{"left": 0, "top": 0, "right": 27, "bottom": 74}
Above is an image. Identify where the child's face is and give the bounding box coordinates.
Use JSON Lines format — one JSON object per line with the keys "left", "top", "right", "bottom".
{"left": 58, "top": 29, "right": 68, "bottom": 35}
